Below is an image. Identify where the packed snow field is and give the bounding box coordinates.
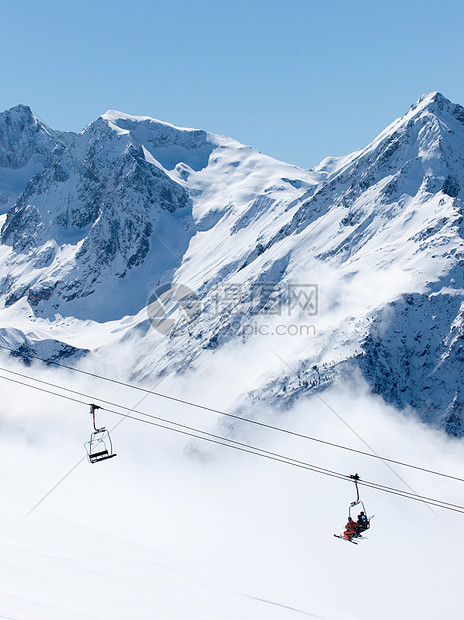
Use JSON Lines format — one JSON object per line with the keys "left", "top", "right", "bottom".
{"left": 0, "top": 356, "right": 463, "bottom": 619}
{"left": 0, "top": 92, "right": 464, "bottom": 618}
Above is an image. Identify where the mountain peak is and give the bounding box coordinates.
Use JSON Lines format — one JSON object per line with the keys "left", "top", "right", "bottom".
{"left": 101, "top": 110, "right": 199, "bottom": 134}
{"left": 0, "top": 104, "right": 59, "bottom": 172}
{"left": 414, "top": 90, "right": 448, "bottom": 108}
{"left": 2, "top": 103, "right": 34, "bottom": 116}
{"left": 97, "top": 110, "right": 213, "bottom": 170}
{"left": 408, "top": 90, "right": 464, "bottom": 124}
{"left": 0, "top": 104, "right": 38, "bottom": 128}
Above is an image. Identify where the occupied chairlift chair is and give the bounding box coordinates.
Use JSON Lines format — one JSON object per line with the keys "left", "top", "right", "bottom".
{"left": 348, "top": 473, "right": 371, "bottom": 534}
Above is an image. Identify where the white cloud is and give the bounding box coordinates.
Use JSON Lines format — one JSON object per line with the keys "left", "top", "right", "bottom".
{"left": 0, "top": 352, "right": 462, "bottom": 619}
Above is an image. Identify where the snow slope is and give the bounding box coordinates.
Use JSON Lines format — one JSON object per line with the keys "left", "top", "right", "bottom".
{"left": 0, "top": 360, "right": 462, "bottom": 620}
{"left": 1, "top": 512, "right": 338, "bottom": 620}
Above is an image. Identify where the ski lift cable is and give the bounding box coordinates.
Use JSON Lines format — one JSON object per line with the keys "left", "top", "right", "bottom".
{"left": 0, "top": 371, "right": 359, "bottom": 479}
{"left": 11, "top": 377, "right": 464, "bottom": 514}
{"left": 1, "top": 372, "right": 464, "bottom": 515}
{"left": 3, "top": 363, "right": 464, "bottom": 509}
{"left": 2, "top": 349, "right": 442, "bottom": 520}
{"left": 0, "top": 356, "right": 462, "bottom": 484}
{"left": 6, "top": 373, "right": 464, "bottom": 515}
{"left": 265, "top": 344, "right": 441, "bottom": 520}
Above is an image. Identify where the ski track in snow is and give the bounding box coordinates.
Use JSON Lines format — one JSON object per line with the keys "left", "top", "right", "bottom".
{"left": 0, "top": 511, "right": 346, "bottom": 620}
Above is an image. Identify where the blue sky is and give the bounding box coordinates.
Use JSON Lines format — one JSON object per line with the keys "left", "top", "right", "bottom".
{"left": 1, "top": 0, "right": 463, "bottom": 168}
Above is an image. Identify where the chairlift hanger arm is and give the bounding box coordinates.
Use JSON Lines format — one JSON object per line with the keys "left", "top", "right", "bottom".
{"left": 350, "top": 473, "right": 360, "bottom": 503}
{"left": 90, "top": 403, "right": 103, "bottom": 432}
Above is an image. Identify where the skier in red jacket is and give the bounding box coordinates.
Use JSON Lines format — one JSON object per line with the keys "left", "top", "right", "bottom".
{"left": 344, "top": 517, "right": 357, "bottom": 541}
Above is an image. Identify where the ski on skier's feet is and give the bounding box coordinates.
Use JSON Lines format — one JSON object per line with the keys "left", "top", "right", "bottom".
{"left": 333, "top": 534, "right": 358, "bottom": 545}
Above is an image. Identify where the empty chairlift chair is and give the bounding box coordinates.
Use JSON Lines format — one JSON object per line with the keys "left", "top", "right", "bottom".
{"left": 85, "top": 404, "right": 117, "bottom": 464}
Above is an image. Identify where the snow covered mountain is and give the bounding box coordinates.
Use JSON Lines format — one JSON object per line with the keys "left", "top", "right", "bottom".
{"left": 1, "top": 92, "right": 464, "bottom": 435}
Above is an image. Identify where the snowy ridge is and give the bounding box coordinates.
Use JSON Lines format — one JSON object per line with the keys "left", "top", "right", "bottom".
{"left": 0, "top": 326, "right": 88, "bottom": 365}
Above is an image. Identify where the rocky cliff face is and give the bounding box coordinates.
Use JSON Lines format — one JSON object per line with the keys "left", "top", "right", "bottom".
{"left": 1, "top": 93, "right": 464, "bottom": 435}
{"left": 0, "top": 111, "right": 194, "bottom": 320}
{"left": 0, "top": 105, "right": 66, "bottom": 212}
{"left": 360, "top": 290, "right": 464, "bottom": 436}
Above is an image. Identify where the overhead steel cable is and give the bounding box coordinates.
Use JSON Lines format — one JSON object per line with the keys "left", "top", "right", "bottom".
{"left": 0, "top": 349, "right": 462, "bottom": 484}
{"left": 1, "top": 371, "right": 464, "bottom": 515}
{"left": 264, "top": 344, "right": 443, "bottom": 521}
